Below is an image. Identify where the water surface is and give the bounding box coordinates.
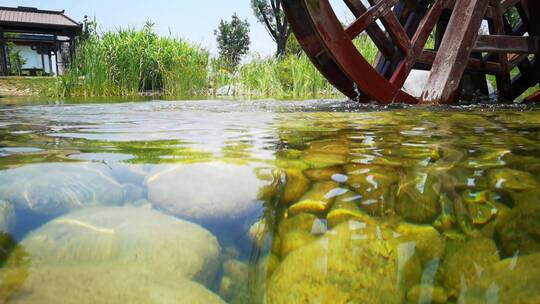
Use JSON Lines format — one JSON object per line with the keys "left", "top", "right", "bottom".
{"left": 0, "top": 98, "right": 539, "bottom": 303}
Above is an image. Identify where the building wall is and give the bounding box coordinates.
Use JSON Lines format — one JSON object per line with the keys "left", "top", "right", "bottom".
{"left": 12, "top": 45, "right": 53, "bottom": 74}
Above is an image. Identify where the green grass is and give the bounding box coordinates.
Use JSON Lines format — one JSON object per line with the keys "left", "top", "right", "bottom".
{"left": 0, "top": 76, "right": 57, "bottom": 97}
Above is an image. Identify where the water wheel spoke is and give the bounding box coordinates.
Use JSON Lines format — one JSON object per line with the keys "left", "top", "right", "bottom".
{"left": 390, "top": 0, "right": 446, "bottom": 87}
{"left": 488, "top": 0, "right": 512, "bottom": 99}
{"left": 344, "top": 0, "right": 401, "bottom": 40}
{"left": 421, "top": 0, "right": 490, "bottom": 104}
{"left": 342, "top": 0, "right": 396, "bottom": 60}
{"left": 379, "top": 9, "right": 413, "bottom": 55}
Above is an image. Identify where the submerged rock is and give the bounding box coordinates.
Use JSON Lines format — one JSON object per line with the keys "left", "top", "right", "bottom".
{"left": 306, "top": 139, "right": 350, "bottom": 155}
{"left": 0, "top": 265, "right": 225, "bottom": 304}
{"left": 394, "top": 223, "right": 445, "bottom": 264}
{"left": 278, "top": 213, "right": 317, "bottom": 238}
{"left": 344, "top": 164, "right": 399, "bottom": 215}
{"left": 433, "top": 194, "right": 456, "bottom": 231}
{"left": 287, "top": 182, "right": 340, "bottom": 216}
{"left": 440, "top": 238, "right": 500, "bottom": 297}
{"left": 302, "top": 152, "right": 348, "bottom": 168}
{"left": 463, "top": 190, "right": 500, "bottom": 225}
{"left": 279, "top": 229, "right": 316, "bottom": 258}
{"left": 0, "top": 163, "right": 124, "bottom": 215}
{"left": 17, "top": 207, "right": 221, "bottom": 285}
{"left": 267, "top": 220, "right": 422, "bottom": 303}
{"left": 147, "top": 163, "right": 266, "bottom": 222}
{"left": 219, "top": 259, "right": 249, "bottom": 304}
{"left": 281, "top": 168, "right": 311, "bottom": 204}
{"left": 460, "top": 253, "right": 540, "bottom": 303}
{"left": 0, "top": 200, "right": 15, "bottom": 234}
{"left": 303, "top": 166, "right": 344, "bottom": 182}
{"left": 407, "top": 284, "right": 448, "bottom": 304}
{"left": 396, "top": 171, "right": 441, "bottom": 223}
{"left": 488, "top": 168, "right": 539, "bottom": 191}
{"left": 248, "top": 218, "right": 268, "bottom": 248}
{"left": 496, "top": 200, "right": 540, "bottom": 256}
{"left": 326, "top": 192, "right": 372, "bottom": 228}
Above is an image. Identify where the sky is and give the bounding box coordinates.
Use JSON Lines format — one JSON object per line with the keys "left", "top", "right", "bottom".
{"left": 5, "top": 0, "right": 353, "bottom": 56}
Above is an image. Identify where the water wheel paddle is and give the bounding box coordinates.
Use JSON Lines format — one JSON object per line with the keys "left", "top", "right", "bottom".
{"left": 282, "top": 0, "right": 540, "bottom": 104}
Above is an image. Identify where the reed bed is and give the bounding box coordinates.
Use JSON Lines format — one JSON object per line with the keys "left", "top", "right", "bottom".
{"left": 210, "top": 54, "right": 340, "bottom": 99}
{"left": 59, "top": 23, "right": 209, "bottom": 97}
{"left": 58, "top": 24, "right": 382, "bottom": 99}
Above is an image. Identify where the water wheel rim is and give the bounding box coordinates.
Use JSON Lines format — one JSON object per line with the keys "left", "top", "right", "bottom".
{"left": 282, "top": 0, "right": 368, "bottom": 102}
{"left": 302, "top": 0, "right": 419, "bottom": 104}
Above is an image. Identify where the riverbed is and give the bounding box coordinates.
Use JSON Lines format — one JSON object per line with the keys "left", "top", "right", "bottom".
{"left": 0, "top": 98, "right": 539, "bottom": 303}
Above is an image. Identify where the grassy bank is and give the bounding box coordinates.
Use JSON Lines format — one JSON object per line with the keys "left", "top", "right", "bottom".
{"left": 13, "top": 24, "right": 378, "bottom": 100}
{"left": 0, "top": 77, "right": 57, "bottom": 97}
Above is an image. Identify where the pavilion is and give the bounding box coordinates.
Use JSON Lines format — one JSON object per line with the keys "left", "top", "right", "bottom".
{"left": 0, "top": 6, "right": 82, "bottom": 76}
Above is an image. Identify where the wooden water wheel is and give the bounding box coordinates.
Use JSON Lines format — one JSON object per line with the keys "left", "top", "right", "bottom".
{"left": 283, "top": 0, "right": 540, "bottom": 104}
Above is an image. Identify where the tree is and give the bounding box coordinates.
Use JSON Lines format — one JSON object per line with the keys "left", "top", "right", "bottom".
{"left": 251, "top": 0, "right": 291, "bottom": 57}
{"left": 214, "top": 14, "right": 251, "bottom": 68}
{"left": 6, "top": 42, "right": 26, "bottom": 76}
{"left": 286, "top": 33, "right": 303, "bottom": 57}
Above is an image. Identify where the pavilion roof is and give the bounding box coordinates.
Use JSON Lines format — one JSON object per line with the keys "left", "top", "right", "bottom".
{"left": 0, "top": 6, "right": 81, "bottom": 36}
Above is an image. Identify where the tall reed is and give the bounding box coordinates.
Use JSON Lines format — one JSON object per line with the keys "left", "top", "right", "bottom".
{"left": 59, "top": 22, "right": 209, "bottom": 97}
{"left": 211, "top": 53, "right": 338, "bottom": 99}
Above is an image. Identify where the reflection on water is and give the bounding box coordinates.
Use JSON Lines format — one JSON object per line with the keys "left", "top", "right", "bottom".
{"left": 0, "top": 99, "right": 539, "bottom": 303}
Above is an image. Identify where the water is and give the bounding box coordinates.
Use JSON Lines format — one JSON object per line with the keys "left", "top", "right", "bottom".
{"left": 0, "top": 98, "right": 539, "bottom": 303}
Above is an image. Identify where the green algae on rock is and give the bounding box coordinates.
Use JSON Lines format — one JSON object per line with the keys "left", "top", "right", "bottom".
{"left": 344, "top": 164, "right": 399, "bottom": 215}
{"left": 440, "top": 238, "right": 500, "bottom": 298}
{"left": 460, "top": 253, "right": 540, "bottom": 303}
{"left": 277, "top": 213, "right": 317, "bottom": 240}
{"left": 327, "top": 193, "right": 372, "bottom": 229}
{"left": 281, "top": 168, "right": 311, "bottom": 204}
{"left": 496, "top": 200, "right": 540, "bottom": 256}
{"left": 396, "top": 171, "right": 441, "bottom": 223}
{"left": 302, "top": 152, "right": 348, "bottom": 168}
{"left": 0, "top": 265, "right": 225, "bottom": 304}
{"left": 462, "top": 190, "right": 500, "bottom": 225}
{"left": 303, "top": 166, "right": 344, "bottom": 182}
{"left": 287, "top": 182, "right": 339, "bottom": 216}
{"left": 393, "top": 223, "right": 445, "bottom": 264}
{"left": 488, "top": 168, "right": 540, "bottom": 191}
{"left": 433, "top": 194, "right": 456, "bottom": 231}
{"left": 407, "top": 284, "right": 448, "bottom": 304}
{"left": 279, "top": 229, "right": 316, "bottom": 258}
{"left": 267, "top": 220, "right": 422, "bottom": 304}
{"left": 17, "top": 207, "right": 221, "bottom": 286}
{"left": 0, "top": 163, "right": 125, "bottom": 215}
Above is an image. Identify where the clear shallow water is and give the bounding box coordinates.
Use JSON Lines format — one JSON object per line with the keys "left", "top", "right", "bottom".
{"left": 0, "top": 98, "right": 539, "bottom": 303}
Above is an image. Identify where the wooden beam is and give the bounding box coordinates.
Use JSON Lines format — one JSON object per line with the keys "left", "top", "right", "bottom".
{"left": 417, "top": 50, "right": 502, "bottom": 74}
{"left": 473, "top": 35, "right": 539, "bottom": 53}
{"left": 420, "top": 0, "right": 490, "bottom": 104}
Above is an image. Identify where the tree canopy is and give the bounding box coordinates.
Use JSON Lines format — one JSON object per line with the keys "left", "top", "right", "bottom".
{"left": 251, "top": 0, "right": 291, "bottom": 57}
{"left": 214, "top": 14, "right": 251, "bottom": 68}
